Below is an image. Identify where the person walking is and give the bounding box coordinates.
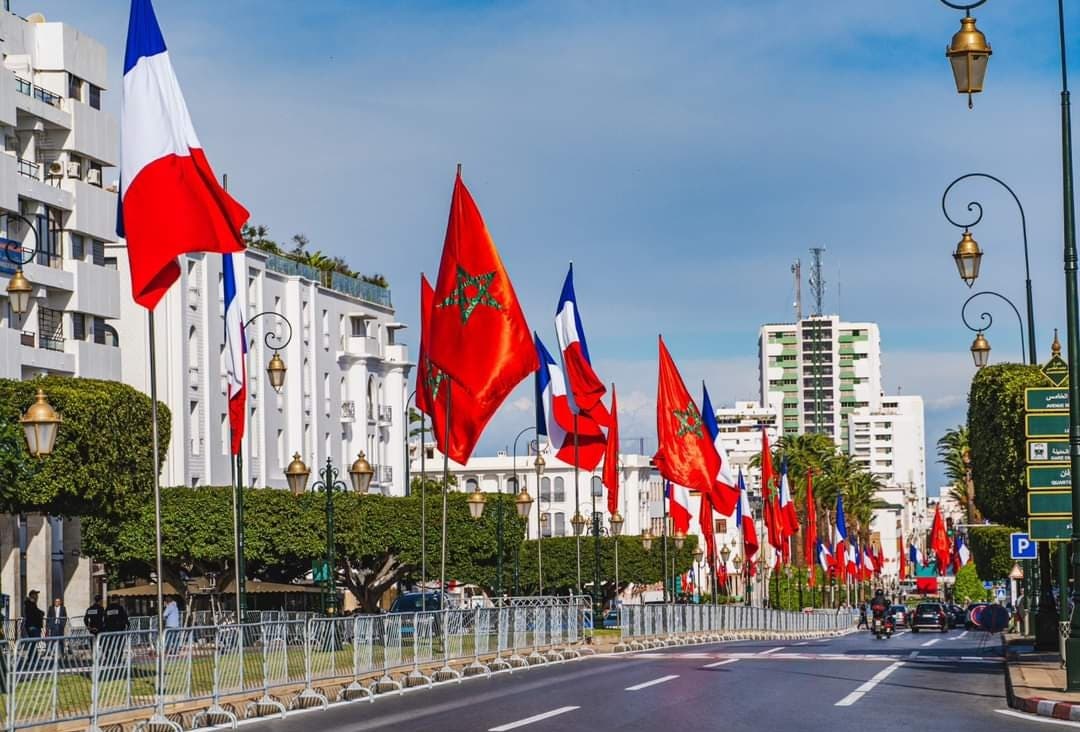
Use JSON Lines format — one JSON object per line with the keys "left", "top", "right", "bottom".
{"left": 45, "top": 597, "right": 67, "bottom": 658}
{"left": 103, "top": 598, "right": 129, "bottom": 633}
{"left": 163, "top": 596, "right": 181, "bottom": 653}
{"left": 857, "top": 603, "right": 869, "bottom": 629}
{"left": 21, "top": 590, "right": 44, "bottom": 668}
{"left": 83, "top": 595, "right": 105, "bottom": 639}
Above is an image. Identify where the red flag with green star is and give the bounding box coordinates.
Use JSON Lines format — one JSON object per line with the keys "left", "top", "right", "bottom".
{"left": 653, "top": 337, "right": 735, "bottom": 515}
{"left": 426, "top": 170, "right": 537, "bottom": 461}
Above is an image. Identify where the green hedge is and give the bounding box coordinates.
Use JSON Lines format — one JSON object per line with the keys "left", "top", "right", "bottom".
{"left": 967, "top": 525, "right": 1019, "bottom": 581}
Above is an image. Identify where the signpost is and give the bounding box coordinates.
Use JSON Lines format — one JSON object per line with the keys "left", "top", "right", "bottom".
{"left": 1025, "top": 386, "right": 1072, "bottom": 541}
{"left": 1010, "top": 532, "right": 1037, "bottom": 560}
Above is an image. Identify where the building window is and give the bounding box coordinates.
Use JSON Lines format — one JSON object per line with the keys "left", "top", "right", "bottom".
{"left": 71, "top": 313, "right": 85, "bottom": 341}
{"left": 715, "top": 518, "right": 728, "bottom": 534}
{"left": 540, "top": 477, "right": 551, "bottom": 501}
{"left": 553, "top": 477, "right": 565, "bottom": 502}
{"left": 277, "top": 429, "right": 284, "bottom": 465}
{"left": 88, "top": 84, "right": 101, "bottom": 110}
{"left": 70, "top": 234, "right": 84, "bottom": 261}
{"left": 249, "top": 406, "right": 258, "bottom": 457}
{"left": 91, "top": 240, "right": 105, "bottom": 266}
{"left": 37, "top": 307, "right": 63, "bottom": 350}
{"left": 554, "top": 512, "right": 566, "bottom": 537}
{"left": 321, "top": 309, "right": 329, "bottom": 350}
{"left": 351, "top": 316, "right": 367, "bottom": 337}
{"left": 323, "top": 372, "right": 330, "bottom": 416}
{"left": 465, "top": 477, "right": 479, "bottom": 492}
{"left": 189, "top": 401, "right": 201, "bottom": 455}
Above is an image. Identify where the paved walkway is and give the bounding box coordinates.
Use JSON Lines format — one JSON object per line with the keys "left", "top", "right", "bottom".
{"left": 1004, "top": 634, "right": 1080, "bottom": 719}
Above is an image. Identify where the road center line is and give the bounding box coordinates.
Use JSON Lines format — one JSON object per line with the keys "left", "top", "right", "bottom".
{"left": 957, "top": 630, "right": 969, "bottom": 639}
{"left": 489, "top": 706, "right": 580, "bottom": 731}
{"left": 834, "top": 662, "right": 904, "bottom": 707}
{"left": 703, "top": 659, "right": 739, "bottom": 668}
{"left": 758, "top": 647, "right": 784, "bottom": 655}
{"left": 908, "top": 651, "right": 919, "bottom": 660}
{"left": 795, "top": 641, "right": 809, "bottom": 646}
{"left": 625, "top": 675, "right": 680, "bottom": 691}
{"left": 921, "top": 638, "right": 940, "bottom": 647}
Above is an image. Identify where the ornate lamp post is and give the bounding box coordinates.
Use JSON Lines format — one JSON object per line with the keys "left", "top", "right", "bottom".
{"left": 285, "top": 452, "right": 372, "bottom": 614}
{"left": 509, "top": 427, "right": 536, "bottom": 597}
{"left": 20, "top": 389, "right": 61, "bottom": 458}
{"left": 2, "top": 212, "right": 46, "bottom": 319}
{"left": 692, "top": 545, "right": 704, "bottom": 603}
{"left": 719, "top": 544, "right": 731, "bottom": 602}
{"left": 641, "top": 529, "right": 653, "bottom": 552}
{"left": 535, "top": 453, "right": 546, "bottom": 595}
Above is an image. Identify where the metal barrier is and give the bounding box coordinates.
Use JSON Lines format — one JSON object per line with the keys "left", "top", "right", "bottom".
{"left": 616, "top": 604, "right": 856, "bottom": 647}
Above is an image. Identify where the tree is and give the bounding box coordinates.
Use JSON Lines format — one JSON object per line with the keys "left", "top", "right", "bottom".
{"left": 967, "top": 364, "right": 1045, "bottom": 526}
{"left": 0, "top": 377, "right": 167, "bottom": 517}
{"left": 241, "top": 224, "right": 281, "bottom": 254}
{"left": 967, "top": 525, "right": 1020, "bottom": 581}
{"left": 953, "top": 562, "right": 991, "bottom": 604}
{"left": 937, "top": 426, "right": 980, "bottom": 524}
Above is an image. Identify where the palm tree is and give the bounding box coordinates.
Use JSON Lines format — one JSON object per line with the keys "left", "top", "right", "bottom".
{"left": 937, "top": 426, "right": 980, "bottom": 523}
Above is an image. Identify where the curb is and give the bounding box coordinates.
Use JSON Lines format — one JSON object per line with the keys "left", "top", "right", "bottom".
{"left": 1012, "top": 697, "right": 1080, "bottom": 722}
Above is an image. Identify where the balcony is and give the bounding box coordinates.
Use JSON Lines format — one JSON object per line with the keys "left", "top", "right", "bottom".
{"left": 378, "top": 405, "right": 392, "bottom": 423}
{"left": 341, "top": 400, "right": 356, "bottom": 423}
{"left": 263, "top": 253, "right": 391, "bottom": 308}
{"left": 16, "top": 158, "right": 40, "bottom": 180}
{"left": 374, "top": 465, "right": 393, "bottom": 484}
{"left": 12, "top": 76, "right": 71, "bottom": 129}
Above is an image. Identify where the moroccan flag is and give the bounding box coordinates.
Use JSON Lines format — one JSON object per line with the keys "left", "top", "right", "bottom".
{"left": 930, "top": 505, "right": 951, "bottom": 576}
{"left": 426, "top": 171, "right": 537, "bottom": 420}
{"left": 653, "top": 337, "right": 734, "bottom": 514}
{"left": 601, "top": 384, "right": 620, "bottom": 516}
{"left": 418, "top": 275, "right": 483, "bottom": 463}
{"left": 898, "top": 534, "right": 907, "bottom": 579}
{"left": 804, "top": 469, "right": 817, "bottom": 588}
{"left": 761, "top": 430, "right": 784, "bottom": 554}
{"left": 700, "top": 492, "right": 716, "bottom": 567}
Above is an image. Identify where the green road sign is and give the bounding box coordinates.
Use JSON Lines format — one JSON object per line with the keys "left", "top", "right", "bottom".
{"left": 1029, "top": 490, "right": 1073, "bottom": 516}
{"left": 1029, "top": 517, "right": 1072, "bottom": 541}
{"left": 1043, "top": 355, "right": 1070, "bottom": 387}
{"left": 1027, "top": 413, "right": 1071, "bottom": 438}
{"left": 312, "top": 559, "right": 329, "bottom": 582}
{"left": 1028, "top": 465, "right": 1073, "bottom": 489}
{"left": 1028, "top": 440, "right": 1071, "bottom": 463}
{"left": 1026, "top": 387, "right": 1071, "bottom": 411}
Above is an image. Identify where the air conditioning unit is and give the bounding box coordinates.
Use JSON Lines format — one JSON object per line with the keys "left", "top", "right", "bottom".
{"left": 86, "top": 168, "right": 101, "bottom": 185}
{"left": 66, "top": 161, "right": 81, "bottom": 178}
{"left": 47, "top": 160, "right": 64, "bottom": 177}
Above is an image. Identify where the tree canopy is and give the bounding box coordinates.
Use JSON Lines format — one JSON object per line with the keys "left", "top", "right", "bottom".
{"left": 0, "top": 377, "right": 167, "bottom": 517}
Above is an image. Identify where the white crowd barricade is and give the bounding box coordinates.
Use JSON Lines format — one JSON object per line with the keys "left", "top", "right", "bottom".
{"left": 192, "top": 624, "right": 241, "bottom": 729}
{"left": 436, "top": 610, "right": 465, "bottom": 681}
{"left": 491, "top": 607, "right": 511, "bottom": 671}
{"left": 8, "top": 635, "right": 92, "bottom": 731}
{"left": 508, "top": 607, "right": 529, "bottom": 667}
{"left": 88, "top": 630, "right": 158, "bottom": 731}
{"left": 372, "top": 614, "right": 403, "bottom": 693}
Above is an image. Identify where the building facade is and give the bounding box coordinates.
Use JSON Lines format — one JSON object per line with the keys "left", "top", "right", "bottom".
{"left": 759, "top": 316, "right": 882, "bottom": 445}
{"left": 0, "top": 9, "right": 119, "bottom": 616}
{"left": 847, "top": 395, "right": 927, "bottom": 503}
{"left": 117, "top": 248, "right": 412, "bottom": 495}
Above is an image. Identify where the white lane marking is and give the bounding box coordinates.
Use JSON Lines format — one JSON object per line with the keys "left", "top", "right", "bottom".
{"left": 995, "top": 709, "right": 1080, "bottom": 727}
{"left": 921, "top": 638, "right": 940, "bottom": 647}
{"left": 489, "top": 707, "right": 580, "bottom": 731}
{"left": 758, "top": 647, "right": 784, "bottom": 655}
{"left": 625, "top": 675, "right": 680, "bottom": 691}
{"left": 795, "top": 641, "right": 810, "bottom": 646}
{"left": 835, "top": 662, "right": 904, "bottom": 707}
{"left": 956, "top": 630, "right": 969, "bottom": 639}
{"left": 703, "top": 659, "right": 739, "bottom": 668}
{"left": 907, "top": 651, "right": 919, "bottom": 660}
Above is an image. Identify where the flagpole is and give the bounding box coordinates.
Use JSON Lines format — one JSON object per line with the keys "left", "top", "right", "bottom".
{"left": 662, "top": 489, "right": 670, "bottom": 605}
{"left": 420, "top": 403, "right": 427, "bottom": 610}
{"left": 231, "top": 456, "right": 241, "bottom": 619}
{"left": 574, "top": 414, "right": 581, "bottom": 594}
{"left": 147, "top": 309, "right": 167, "bottom": 723}
{"left": 439, "top": 381, "right": 451, "bottom": 610}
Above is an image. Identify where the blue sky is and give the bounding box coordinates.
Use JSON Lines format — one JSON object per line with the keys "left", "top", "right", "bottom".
{"left": 22, "top": 0, "right": 1079, "bottom": 492}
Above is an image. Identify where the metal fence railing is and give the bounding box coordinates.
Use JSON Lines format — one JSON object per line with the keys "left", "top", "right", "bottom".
{"left": 617, "top": 604, "right": 857, "bottom": 649}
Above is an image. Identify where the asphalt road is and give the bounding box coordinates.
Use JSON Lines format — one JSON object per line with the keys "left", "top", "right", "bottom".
{"left": 241, "top": 627, "right": 1049, "bottom": 731}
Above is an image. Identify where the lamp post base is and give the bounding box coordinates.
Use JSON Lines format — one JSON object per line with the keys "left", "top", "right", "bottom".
{"left": 1037, "top": 609, "right": 1061, "bottom": 651}
{"left": 1067, "top": 637, "right": 1080, "bottom": 690}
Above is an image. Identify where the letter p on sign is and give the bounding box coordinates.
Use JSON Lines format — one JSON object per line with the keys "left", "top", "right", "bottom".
{"left": 1011, "top": 533, "right": 1037, "bottom": 560}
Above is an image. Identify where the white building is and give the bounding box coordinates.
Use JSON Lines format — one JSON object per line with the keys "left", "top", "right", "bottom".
{"left": 117, "top": 248, "right": 412, "bottom": 495}
{"left": 0, "top": 9, "right": 119, "bottom": 615}
{"left": 712, "top": 400, "right": 780, "bottom": 458}
{"left": 847, "top": 395, "right": 927, "bottom": 501}
{"left": 759, "top": 316, "right": 882, "bottom": 446}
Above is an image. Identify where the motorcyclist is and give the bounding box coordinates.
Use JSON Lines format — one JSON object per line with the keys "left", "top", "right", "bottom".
{"left": 869, "top": 589, "right": 890, "bottom": 629}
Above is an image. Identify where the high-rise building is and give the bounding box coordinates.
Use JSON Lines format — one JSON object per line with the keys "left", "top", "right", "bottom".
{"left": 846, "top": 395, "right": 927, "bottom": 502}
{"left": 117, "top": 248, "right": 412, "bottom": 496}
{"left": 758, "top": 316, "right": 882, "bottom": 445}
{"left": 0, "top": 9, "right": 119, "bottom": 615}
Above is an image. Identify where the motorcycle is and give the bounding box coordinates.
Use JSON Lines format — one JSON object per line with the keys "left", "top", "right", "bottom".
{"left": 871, "top": 614, "right": 893, "bottom": 639}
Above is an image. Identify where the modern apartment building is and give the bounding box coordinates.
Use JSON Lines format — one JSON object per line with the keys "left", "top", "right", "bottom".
{"left": 846, "top": 395, "right": 927, "bottom": 502}
{"left": 758, "top": 316, "right": 882, "bottom": 445}
{"left": 117, "top": 248, "right": 412, "bottom": 496}
{"left": 0, "top": 8, "right": 119, "bottom": 615}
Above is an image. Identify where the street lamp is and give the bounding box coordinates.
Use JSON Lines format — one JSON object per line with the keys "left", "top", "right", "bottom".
{"left": 6, "top": 269, "right": 31, "bottom": 317}
{"left": 960, "top": 291, "right": 1025, "bottom": 369}
{"left": 509, "top": 427, "right": 535, "bottom": 598}
{"left": 286, "top": 454, "right": 366, "bottom": 615}
{"left": 719, "top": 545, "right": 731, "bottom": 598}
{"left": 20, "top": 389, "right": 61, "bottom": 458}
{"left": 467, "top": 488, "right": 486, "bottom": 519}
{"left": 970, "top": 331, "right": 991, "bottom": 368}
{"left": 534, "top": 452, "right": 546, "bottom": 595}
{"left": 266, "top": 352, "right": 287, "bottom": 393}
{"left": 2, "top": 212, "right": 45, "bottom": 318}
{"left": 641, "top": 529, "right": 653, "bottom": 552}
{"left": 944, "top": 10, "right": 992, "bottom": 109}
{"left": 515, "top": 490, "right": 533, "bottom": 520}
{"left": 732, "top": 554, "right": 744, "bottom": 605}
{"left": 571, "top": 512, "right": 587, "bottom": 537}
{"left": 952, "top": 231, "right": 982, "bottom": 287}
{"left": 609, "top": 512, "right": 624, "bottom": 536}
{"left": 673, "top": 530, "right": 685, "bottom": 551}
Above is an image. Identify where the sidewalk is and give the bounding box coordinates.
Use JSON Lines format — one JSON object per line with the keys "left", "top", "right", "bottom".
{"left": 1004, "top": 634, "right": 1080, "bottom": 720}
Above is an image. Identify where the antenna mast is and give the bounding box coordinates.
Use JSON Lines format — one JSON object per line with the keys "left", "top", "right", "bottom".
{"left": 808, "top": 247, "right": 827, "bottom": 438}
{"left": 791, "top": 259, "right": 802, "bottom": 321}
{"left": 809, "top": 247, "right": 826, "bottom": 316}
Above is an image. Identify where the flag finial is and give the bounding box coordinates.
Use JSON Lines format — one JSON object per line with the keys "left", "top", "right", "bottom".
{"left": 456, "top": 163, "right": 462, "bottom": 177}
{"left": 1053, "top": 328, "right": 1062, "bottom": 358}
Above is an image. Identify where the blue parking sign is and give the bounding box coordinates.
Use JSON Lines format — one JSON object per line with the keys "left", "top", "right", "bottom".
{"left": 1011, "top": 532, "right": 1037, "bottom": 560}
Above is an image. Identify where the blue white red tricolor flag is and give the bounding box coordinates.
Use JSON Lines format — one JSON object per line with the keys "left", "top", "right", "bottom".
{"left": 701, "top": 384, "right": 738, "bottom": 496}
{"left": 833, "top": 495, "right": 848, "bottom": 582}
{"left": 778, "top": 459, "right": 798, "bottom": 537}
{"left": 666, "top": 481, "right": 692, "bottom": 535}
{"left": 534, "top": 334, "right": 606, "bottom": 469}
{"left": 554, "top": 264, "right": 609, "bottom": 425}
{"left": 735, "top": 469, "right": 759, "bottom": 567}
{"left": 816, "top": 538, "right": 833, "bottom": 574}
{"left": 909, "top": 542, "right": 925, "bottom": 567}
{"left": 223, "top": 253, "right": 246, "bottom": 455}
{"left": 119, "top": 0, "right": 248, "bottom": 309}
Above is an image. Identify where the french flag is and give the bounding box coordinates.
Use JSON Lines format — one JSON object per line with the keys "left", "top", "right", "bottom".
{"left": 667, "top": 481, "right": 692, "bottom": 535}
{"left": 834, "top": 495, "right": 848, "bottom": 582}
{"left": 817, "top": 539, "right": 833, "bottom": 574}
{"left": 535, "top": 335, "right": 605, "bottom": 469}
{"left": 223, "top": 253, "right": 246, "bottom": 455}
{"left": 909, "top": 543, "right": 925, "bottom": 568}
{"left": 554, "top": 264, "right": 609, "bottom": 424}
{"left": 778, "top": 459, "right": 798, "bottom": 536}
{"left": 119, "top": 0, "right": 248, "bottom": 310}
{"left": 735, "top": 469, "right": 759, "bottom": 566}
{"left": 702, "top": 383, "right": 739, "bottom": 512}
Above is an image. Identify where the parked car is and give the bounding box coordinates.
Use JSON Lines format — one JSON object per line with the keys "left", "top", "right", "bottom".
{"left": 910, "top": 602, "right": 949, "bottom": 633}
{"left": 964, "top": 602, "right": 991, "bottom": 630}
{"left": 389, "top": 592, "right": 444, "bottom": 614}
{"left": 889, "top": 605, "right": 907, "bottom": 626}
{"left": 947, "top": 604, "right": 967, "bottom": 628}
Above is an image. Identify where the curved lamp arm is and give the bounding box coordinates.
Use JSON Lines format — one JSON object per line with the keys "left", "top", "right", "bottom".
{"left": 244, "top": 311, "right": 294, "bottom": 352}
{"left": 942, "top": 172, "right": 1030, "bottom": 281}
{"left": 937, "top": 0, "right": 988, "bottom": 11}
{"left": 1, "top": 212, "right": 43, "bottom": 268}
{"left": 961, "top": 290, "right": 1026, "bottom": 364}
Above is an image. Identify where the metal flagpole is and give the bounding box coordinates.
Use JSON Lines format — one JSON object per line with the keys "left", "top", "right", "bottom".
{"left": 231, "top": 456, "right": 241, "bottom": 619}
{"left": 420, "top": 408, "right": 427, "bottom": 609}
{"left": 574, "top": 414, "right": 581, "bottom": 593}
{"left": 662, "top": 487, "right": 670, "bottom": 604}
{"left": 439, "top": 381, "right": 451, "bottom": 610}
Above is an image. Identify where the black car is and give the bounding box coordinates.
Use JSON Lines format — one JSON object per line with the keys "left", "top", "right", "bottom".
{"left": 947, "top": 604, "right": 967, "bottom": 628}
{"left": 964, "top": 602, "right": 991, "bottom": 630}
{"left": 910, "top": 602, "right": 949, "bottom": 633}
{"left": 389, "top": 592, "right": 444, "bottom": 613}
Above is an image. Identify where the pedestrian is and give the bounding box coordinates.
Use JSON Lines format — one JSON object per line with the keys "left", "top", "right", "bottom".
{"left": 83, "top": 595, "right": 105, "bottom": 639}
{"left": 163, "top": 596, "right": 181, "bottom": 653}
{"left": 857, "top": 603, "right": 869, "bottom": 629}
{"left": 103, "top": 598, "right": 129, "bottom": 634}
{"left": 21, "top": 590, "right": 44, "bottom": 668}
{"left": 45, "top": 597, "right": 67, "bottom": 658}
